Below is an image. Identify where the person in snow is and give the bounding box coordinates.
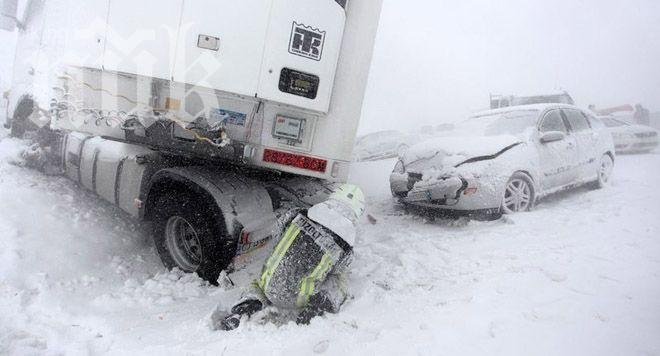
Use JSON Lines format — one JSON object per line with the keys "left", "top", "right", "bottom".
{"left": 634, "top": 104, "right": 650, "bottom": 126}
{"left": 212, "top": 184, "right": 365, "bottom": 331}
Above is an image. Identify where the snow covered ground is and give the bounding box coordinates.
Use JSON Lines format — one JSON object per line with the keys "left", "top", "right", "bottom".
{"left": 1, "top": 128, "right": 659, "bottom": 355}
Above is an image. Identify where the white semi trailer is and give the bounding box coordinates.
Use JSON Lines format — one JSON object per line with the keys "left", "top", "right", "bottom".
{"left": 1, "top": 0, "right": 382, "bottom": 282}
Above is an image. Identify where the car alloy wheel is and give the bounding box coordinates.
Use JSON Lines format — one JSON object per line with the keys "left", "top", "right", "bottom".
{"left": 502, "top": 176, "right": 532, "bottom": 214}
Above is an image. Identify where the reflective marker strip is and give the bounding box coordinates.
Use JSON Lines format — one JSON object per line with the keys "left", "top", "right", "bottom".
{"left": 258, "top": 224, "right": 301, "bottom": 292}
{"left": 296, "top": 253, "right": 334, "bottom": 308}
{"left": 332, "top": 184, "right": 364, "bottom": 216}
{"left": 348, "top": 185, "right": 363, "bottom": 214}
{"left": 259, "top": 225, "right": 299, "bottom": 290}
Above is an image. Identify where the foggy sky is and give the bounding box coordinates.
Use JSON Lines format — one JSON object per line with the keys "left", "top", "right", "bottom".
{"left": 359, "top": 0, "right": 660, "bottom": 134}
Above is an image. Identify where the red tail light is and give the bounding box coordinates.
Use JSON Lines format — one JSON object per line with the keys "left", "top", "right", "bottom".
{"left": 263, "top": 149, "right": 328, "bottom": 173}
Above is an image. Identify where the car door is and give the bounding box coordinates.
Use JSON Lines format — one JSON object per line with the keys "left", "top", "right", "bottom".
{"left": 536, "top": 109, "right": 580, "bottom": 190}
{"left": 562, "top": 109, "right": 599, "bottom": 180}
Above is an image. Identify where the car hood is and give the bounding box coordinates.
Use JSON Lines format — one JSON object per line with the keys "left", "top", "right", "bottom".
{"left": 402, "top": 135, "right": 523, "bottom": 171}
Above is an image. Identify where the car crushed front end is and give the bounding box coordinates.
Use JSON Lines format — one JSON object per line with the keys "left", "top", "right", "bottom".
{"left": 390, "top": 165, "right": 503, "bottom": 217}
{"left": 389, "top": 136, "right": 525, "bottom": 217}
{"left": 391, "top": 169, "right": 465, "bottom": 205}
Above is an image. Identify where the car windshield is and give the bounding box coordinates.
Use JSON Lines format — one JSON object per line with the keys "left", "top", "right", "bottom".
{"left": 454, "top": 110, "right": 539, "bottom": 136}
{"left": 601, "top": 117, "right": 628, "bottom": 127}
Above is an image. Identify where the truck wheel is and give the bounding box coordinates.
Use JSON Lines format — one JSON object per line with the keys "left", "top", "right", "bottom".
{"left": 152, "top": 193, "right": 232, "bottom": 283}
{"left": 10, "top": 98, "right": 37, "bottom": 138}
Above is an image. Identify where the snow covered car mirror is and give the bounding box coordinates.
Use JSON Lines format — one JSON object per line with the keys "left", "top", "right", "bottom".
{"left": 540, "top": 131, "right": 566, "bottom": 144}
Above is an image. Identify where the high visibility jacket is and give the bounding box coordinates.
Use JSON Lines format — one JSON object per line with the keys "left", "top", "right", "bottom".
{"left": 257, "top": 213, "right": 352, "bottom": 310}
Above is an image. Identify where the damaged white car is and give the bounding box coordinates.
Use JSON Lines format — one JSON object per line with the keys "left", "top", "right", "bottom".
{"left": 390, "top": 104, "right": 615, "bottom": 217}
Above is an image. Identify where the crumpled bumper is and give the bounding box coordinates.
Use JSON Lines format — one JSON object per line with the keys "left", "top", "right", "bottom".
{"left": 405, "top": 177, "right": 465, "bottom": 204}
{"left": 390, "top": 171, "right": 500, "bottom": 212}
{"left": 391, "top": 172, "right": 465, "bottom": 202}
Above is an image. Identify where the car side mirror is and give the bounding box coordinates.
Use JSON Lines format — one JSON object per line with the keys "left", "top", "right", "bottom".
{"left": 540, "top": 131, "right": 565, "bottom": 144}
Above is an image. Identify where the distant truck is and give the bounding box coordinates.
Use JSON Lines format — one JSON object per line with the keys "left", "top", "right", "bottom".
{"left": 490, "top": 91, "right": 575, "bottom": 109}
{"left": 1, "top": 0, "right": 382, "bottom": 282}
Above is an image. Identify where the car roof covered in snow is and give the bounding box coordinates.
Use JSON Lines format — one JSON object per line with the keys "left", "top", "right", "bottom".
{"left": 471, "top": 103, "right": 579, "bottom": 118}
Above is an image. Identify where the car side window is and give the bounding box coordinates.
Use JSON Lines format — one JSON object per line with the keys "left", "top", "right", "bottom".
{"left": 581, "top": 112, "right": 597, "bottom": 128}
{"left": 539, "top": 110, "right": 568, "bottom": 133}
{"left": 563, "top": 109, "right": 591, "bottom": 132}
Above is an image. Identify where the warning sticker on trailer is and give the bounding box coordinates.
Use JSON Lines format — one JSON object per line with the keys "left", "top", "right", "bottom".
{"left": 210, "top": 108, "right": 247, "bottom": 127}
{"left": 273, "top": 115, "right": 304, "bottom": 141}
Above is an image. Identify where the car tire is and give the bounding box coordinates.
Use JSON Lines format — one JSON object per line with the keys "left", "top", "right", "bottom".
{"left": 501, "top": 172, "right": 535, "bottom": 214}
{"left": 152, "top": 193, "right": 234, "bottom": 284}
{"left": 593, "top": 154, "right": 614, "bottom": 189}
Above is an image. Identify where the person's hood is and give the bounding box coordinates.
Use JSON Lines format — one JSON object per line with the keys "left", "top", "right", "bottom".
{"left": 307, "top": 184, "right": 365, "bottom": 247}
{"left": 401, "top": 135, "right": 524, "bottom": 171}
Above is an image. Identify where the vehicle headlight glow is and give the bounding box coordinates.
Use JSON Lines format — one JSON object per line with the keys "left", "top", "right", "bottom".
{"left": 393, "top": 160, "right": 405, "bottom": 174}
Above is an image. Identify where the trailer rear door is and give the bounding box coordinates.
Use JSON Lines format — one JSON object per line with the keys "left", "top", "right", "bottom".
{"left": 172, "top": 0, "right": 272, "bottom": 97}
{"left": 256, "top": 0, "right": 346, "bottom": 113}
{"left": 103, "top": 0, "right": 183, "bottom": 80}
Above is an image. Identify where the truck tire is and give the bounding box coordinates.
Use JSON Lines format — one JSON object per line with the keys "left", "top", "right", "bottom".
{"left": 152, "top": 193, "right": 233, "bottom": 283}
{"left": 10, "top": 98, "right": 37, "bottom": 138}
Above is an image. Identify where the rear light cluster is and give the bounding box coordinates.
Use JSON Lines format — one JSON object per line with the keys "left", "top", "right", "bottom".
{"left": 263, "top": 149, "right": 328, "bottom": 173}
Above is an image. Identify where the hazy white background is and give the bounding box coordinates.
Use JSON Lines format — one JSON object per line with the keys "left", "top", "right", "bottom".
{"left": 1, "top": 1, "right": 659, "bottom": 134}
{"left": 359, "top": 0, "right": 660, "bottom": 133}
{"left": 0, "top": 30, "right": 16, "bottom": 95}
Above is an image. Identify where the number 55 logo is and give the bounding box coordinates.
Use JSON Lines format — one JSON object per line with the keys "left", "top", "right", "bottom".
{"left": 288, "top": 22, "right": 326, "bottom": 61}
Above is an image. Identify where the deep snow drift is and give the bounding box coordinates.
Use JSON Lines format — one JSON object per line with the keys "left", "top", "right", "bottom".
{"left": 1, "top": 130, "right": 659, "bottom": 355}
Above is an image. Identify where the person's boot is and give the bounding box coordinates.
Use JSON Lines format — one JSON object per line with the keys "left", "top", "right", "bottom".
{"left": 219, "top": 314, "right": 242, "bottom": 331}
{"left": 296, "top": 294, "right": 333, "bottom": 325}
{"left": 231, "top": 299, "right": 264, "bottom": 316}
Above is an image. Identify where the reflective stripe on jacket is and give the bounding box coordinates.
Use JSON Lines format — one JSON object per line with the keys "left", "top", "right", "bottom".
{"left": 257, "top": 214, "right": 349, "bottom": 309}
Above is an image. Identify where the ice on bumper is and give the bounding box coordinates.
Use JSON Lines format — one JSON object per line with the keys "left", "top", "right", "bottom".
{"left": 404, "top": 176, "right": 466, "bottom": 203}
{"left": 390, "top": 135, "right": 522, "bottom": 211}
{"left": 391, "top": 167, "right": 504, "bottom": 212}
